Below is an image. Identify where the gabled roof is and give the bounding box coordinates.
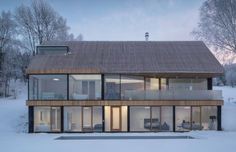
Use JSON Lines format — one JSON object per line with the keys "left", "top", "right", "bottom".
{"left": 26, "top": 41, "right": 224, "bottom": 77}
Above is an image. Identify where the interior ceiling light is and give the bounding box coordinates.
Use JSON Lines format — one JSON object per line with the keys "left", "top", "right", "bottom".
{"left": 53, "top": 78, "right": 60, "bottom": 81}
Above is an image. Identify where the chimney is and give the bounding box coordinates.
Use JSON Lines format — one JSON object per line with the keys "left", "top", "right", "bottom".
{"left": 145, "top": 32, "right": 149, "bottom": 41}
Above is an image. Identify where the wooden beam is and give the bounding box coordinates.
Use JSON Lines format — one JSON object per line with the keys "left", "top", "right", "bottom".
{"left": 26, "top": 100, "right": 223, "bottom": 106}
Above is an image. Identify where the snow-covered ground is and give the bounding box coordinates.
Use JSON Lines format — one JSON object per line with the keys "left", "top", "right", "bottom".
{"left": 0, "top": 82, "right": 236, "bottom": 152}
{"left": 214, "top": 86, "right": 236, "bottom": 131}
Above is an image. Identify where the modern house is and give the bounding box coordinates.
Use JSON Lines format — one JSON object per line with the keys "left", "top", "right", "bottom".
{"left": 26, "top": 41, "right": 224, "bottom": 133}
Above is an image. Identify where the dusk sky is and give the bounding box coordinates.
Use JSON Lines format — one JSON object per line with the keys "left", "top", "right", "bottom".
{"left": 0, "top": 0, "right": 204, "bottom": 41}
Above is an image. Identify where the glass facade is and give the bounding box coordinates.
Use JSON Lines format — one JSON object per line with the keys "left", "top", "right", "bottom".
{"left": 69, "top": 75, "right": 101, "bottom": 100}
{"left": 28, "top": 75, "right": 217, "bottom": 101}
{"left": 29, "top": 74, "right": 220, "bottom": 133}
{"left": 32, "top": 105, "right": 219, "bottom": 132}
{"left": 29, "top": 75, "right": 67, "bottom": 100}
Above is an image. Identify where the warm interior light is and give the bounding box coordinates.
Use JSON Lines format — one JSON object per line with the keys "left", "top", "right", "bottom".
{"left": 53, "top": 78, "right": 60, "bottom": 81}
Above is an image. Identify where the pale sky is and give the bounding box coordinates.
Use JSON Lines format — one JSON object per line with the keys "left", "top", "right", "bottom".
{"left": 0, "top": 0, "right": 204, "bottom": 41}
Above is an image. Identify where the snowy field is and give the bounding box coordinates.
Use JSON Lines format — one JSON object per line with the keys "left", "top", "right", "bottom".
{"left": 0, "top": 82, "right": 236, "bottom": 152}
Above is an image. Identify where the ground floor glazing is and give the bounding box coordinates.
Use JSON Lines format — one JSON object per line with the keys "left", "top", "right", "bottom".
{"left": 30, "top": 105, "right": 221, "bottom": 133}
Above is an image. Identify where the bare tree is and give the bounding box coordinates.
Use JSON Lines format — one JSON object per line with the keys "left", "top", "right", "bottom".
{"left": 0, "top": 11, "right": 17, "bottom": 97}
{"left": 0, "top": 11, "right": 16, "bottom": 70}
{"left": 193, "top": 0, "right": 236, "bottom": 54}
{"left": 15, "top": 0, "right": 71, "bottom": 54}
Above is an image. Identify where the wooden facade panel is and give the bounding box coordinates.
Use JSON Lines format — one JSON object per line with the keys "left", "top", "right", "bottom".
{"left": 26, "top": 68, "right": 101, "bottom": 75}
{"left": 26, "top": 100, "right": 223, "bottom": 106}
{"left": 26, "top": 69, "right": 222, "bottom": 78}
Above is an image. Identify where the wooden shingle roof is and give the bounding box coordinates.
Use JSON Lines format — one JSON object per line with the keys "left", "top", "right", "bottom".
{"left": 26, "top": 41, "right": 224, "bottom": 77}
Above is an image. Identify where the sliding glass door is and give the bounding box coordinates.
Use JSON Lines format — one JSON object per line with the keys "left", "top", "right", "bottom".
{"left": 192, "top": 106, "right": 201, "bottom": 130}
{"left": 51, "top": 107, "right": 61, "bottom": 131}
{"left": 151, "top": 107, "right": 161, "bottom": 131}
{"left": 82, "top": 107, "right": 92, "bottom": 131}
{"left": 34, "top": 107, "right": 61, "bottom": 132}
{"left": 111, "top": 107, "right": 121, "bottom": 131}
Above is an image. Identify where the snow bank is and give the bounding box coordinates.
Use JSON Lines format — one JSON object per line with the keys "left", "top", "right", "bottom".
{"left": 0, "top": 80, "right": 27, "bottom": 133}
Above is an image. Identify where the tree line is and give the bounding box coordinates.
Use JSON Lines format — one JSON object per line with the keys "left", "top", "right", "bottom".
{"left": 193, "top": 0, "right": 236, "bottom": 87}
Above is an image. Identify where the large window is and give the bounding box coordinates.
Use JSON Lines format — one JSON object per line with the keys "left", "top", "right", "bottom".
{"left": 192, "top": 107, "right": 202, "bottom": 130}
{"left": 104, "top": 106, "right": 111, "bottom": 131}
{"left": 161, "top": 78, "right": 168, "bottom": 90}
{"left": 145, "top": 78, "right": 160, "bottom": 100}
{"left": 83, "top": 107, "right": 92, "bottom": 131}
{"left": 34, "top": 107, "right": 61, "bottom": 132}
{"left": 201, "top": 106, "right": 217, "bottom": 130}
{"left": 64, "top": 106, "right": 103, "bottom": 132}
{"left": 175, "top": 106, "right": 191, "bottom": 131}
{"left": 34, "top": 107, "right": 51, "bottom": 132}
{"left": 51, "top": 107, "right": 61, "bottom": 131}
{"left": 161, "top": 106, "right": 173, "bottom": 131}
{"left": 64, "top": 107, "right": 82, "bottom": 132}
{"left": 93, "top": 106, "right": 103, "bottom": 132}
{"left": 69, "top": 75, "right": 101, "bottom": 100}
{"left": 29, "top": 75, "right": 67, "bottom": 100}
{"left": 104, "top": 75, "right": 120, "bottom": 100}
{"left": 175, "top": 106, "right": 217, "bottom": 131}
{"left": 37, "top": 46, "right": 68, "bottom": 55}
{"left": 151, "top": 107, "right": 161, "bottom": 131}
{"left": 130, "top": 106, "right": 151, "bottom": 131}
{"left": 169, "top": 79, "right": 207, "bottom": 90}
{"left": 130, "top": 106, "right": 173, "bottom": 132}
{"left": 121, "top": 75, "right": 144, "bottom": 100}
{"left": 145, "top": 78, "right": 159, "bottom": 91}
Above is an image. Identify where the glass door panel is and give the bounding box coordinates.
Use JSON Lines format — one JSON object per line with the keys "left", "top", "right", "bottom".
{"left": 89, "top": 81, "right": 95, "bottom": 99}
{"left": 111, "top": 107, "right": 121, "bottom": 131}
{"left": 192, "top": 106, "right": 202, "bottom": 130}
{"left": 175, "top": 106, "right": 191, "bottom": 131}
{"left": 51, "top": 107, "right": 61, "bottom": 132}
{"left": 83, "top": 107, "right": 92, "bottom": 131}
{"left": 151, "top": 107, "right": 161, "bottom": 131}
